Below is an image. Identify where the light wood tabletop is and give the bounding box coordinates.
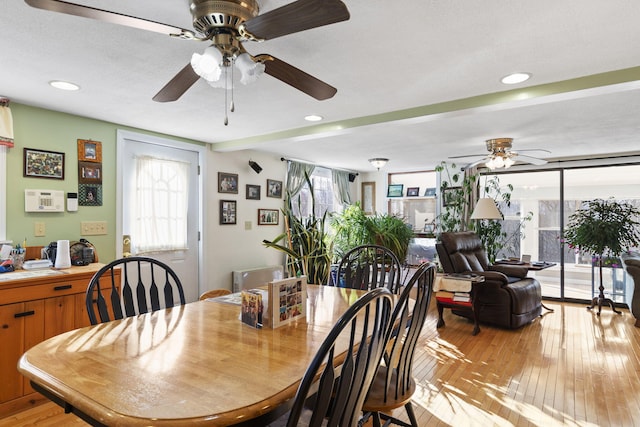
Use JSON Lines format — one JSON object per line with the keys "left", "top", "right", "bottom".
{"left": 18, "top": 285, "right": 368, "bottom": 426}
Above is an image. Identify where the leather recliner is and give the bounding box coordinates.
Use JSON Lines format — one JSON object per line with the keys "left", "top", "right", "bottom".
{"left": 436, "top": 231, "right": 542, "bottom": 329}
{"left": 621, "top": 251, "right": 640, "bottom": 327}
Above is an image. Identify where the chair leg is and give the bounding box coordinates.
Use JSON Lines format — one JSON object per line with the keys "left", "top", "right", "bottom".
{"left": 372, "top": 412, "right": 382, "bottom": 427}
{"left": 405, "top": 402, "right": 419, "bottom": 427}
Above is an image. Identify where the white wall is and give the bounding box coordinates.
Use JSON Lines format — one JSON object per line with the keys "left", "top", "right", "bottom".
{"left": 203, "top": 150, "right": 286, "bottom": 292}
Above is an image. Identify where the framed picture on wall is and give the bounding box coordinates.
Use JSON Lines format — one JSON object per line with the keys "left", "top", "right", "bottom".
{"left": 258, "top": 208, "right": 279, "bottom": 225}
{"left": 442, "top": 187, "right": 461, "bottom": 207}
{"left": 23, "top": 148, "right": 65, "bottom": 180}
{"left": 387, "top": 184, "right": 403, "bottom": 197}
{"left": 220, "top": 200, "right": 237, "bottom": 224}
{"left": 218, "top": 172, "right": 239, "bottom": 194}
{"left": 407, "top": 187, "right": 420, "bottom": 197}
{"left": 267, "top": 179, "right": 282, "bottom": 198}
{"left": 246, "top": 184, "right": 261, "bottom": 200}
{"left": 78, "top": 161, "right": 102, "bottom": 184}
{"left": 77, "top": 139, "right": 102, "bottom": 162}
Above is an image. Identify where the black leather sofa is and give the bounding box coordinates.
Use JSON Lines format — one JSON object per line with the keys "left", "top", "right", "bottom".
{"left": 436, "top": 231, "right": 542, "bottom": 329}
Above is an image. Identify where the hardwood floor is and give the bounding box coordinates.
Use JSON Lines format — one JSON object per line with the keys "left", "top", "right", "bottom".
{"left": 2, "top": 300, "right": 639, "bottom": 426}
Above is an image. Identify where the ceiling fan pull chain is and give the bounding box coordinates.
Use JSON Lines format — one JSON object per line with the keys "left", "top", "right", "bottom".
{"left": 224, "top": 66, "right": 229, "bottom": 126}
{"left": 230, "top": 58, "right": 236, "bottom": 113}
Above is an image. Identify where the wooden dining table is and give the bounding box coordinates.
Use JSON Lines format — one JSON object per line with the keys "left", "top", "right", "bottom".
{"left": 18, "top": 285, "right": 369, "bottom": 427}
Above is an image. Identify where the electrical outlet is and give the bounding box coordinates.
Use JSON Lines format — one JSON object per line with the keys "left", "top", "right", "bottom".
{"left": 81, "top": 221, "right": 108, "bottom": 236}
{"left": 245, "top": 221, "right": 252, "bottom": 230}
{"left": 34, "top": 222, "right": 46, "bottom": 237}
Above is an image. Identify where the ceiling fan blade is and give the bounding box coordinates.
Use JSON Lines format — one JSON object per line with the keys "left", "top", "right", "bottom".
{"left": 153, "top": 64, "right": 200, "bottom": 103}
{"left": 243, "top": 0, "right": 349, "bottom": 41}
{"left": 515, "top": 148, "right": 552, "bottom": 154}
{"left": 24, "top": 0, "right": 195, "bottom": 38}
{"left": 448, "top": 154, "right": 487, "bottom": 159}
{"left": 259, "top": 55, "right": 337, "bottom": 100}
{"left": 516, "top": 155, "right": 548, "bottom": 166}
{"left": 461, "top": 158, "right": 489, "bottom": 170}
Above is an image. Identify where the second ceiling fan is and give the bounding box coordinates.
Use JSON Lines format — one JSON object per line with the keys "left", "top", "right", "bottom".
{"left": 25, "top": 0, "right": 350, "bottom": 103}
{"left": 450, "top": 138, "right": 551, "bottom": 170}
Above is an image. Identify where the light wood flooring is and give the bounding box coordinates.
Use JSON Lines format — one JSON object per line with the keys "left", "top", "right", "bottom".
{"left": 2, "top": 300, "right": 639, "bottom": 427}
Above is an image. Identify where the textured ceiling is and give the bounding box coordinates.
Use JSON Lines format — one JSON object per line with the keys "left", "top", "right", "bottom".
{"left": 2, "top": 0, "right": 640, "bottom": 172}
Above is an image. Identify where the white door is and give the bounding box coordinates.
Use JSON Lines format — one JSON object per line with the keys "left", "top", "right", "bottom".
{"left": 117, "top": 130, "right": 203, "bottom": 303}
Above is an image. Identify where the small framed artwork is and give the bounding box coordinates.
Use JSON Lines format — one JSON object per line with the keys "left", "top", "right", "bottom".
{"left": 78, "top": 161, "right": 102, "bottom": 184}
{"left": 361, "top": 181, "right": 376, "bottom": 215}
{"left": 267, "top": 179, "right": 282, "bottom": 198}
{"left": 79, "top": 184, "right": 102, "bottom": 206}
{"left": 246, "top": 184, "right": 261, "bottom": 200}
{"left": 23, "top": 148, "right": 65, "bottom": 180}
{"left": 424, "top": 187, "right": 436, "bottom": 197}
{"left": 387, "top": 184, "right": 404, "bottom": 197}
{"left": 407, "top": 187, "right": 420, "bottom": 197}
{"left": 442, "top": 187, "right": 461, "bottom": 207}
{"left": 218, "top": 172, "right": 239, "bottom": 194}
{"left": 77, "top": 139, "right": 102, "bottom": 163}
{"left": 220, "top": 200, "right": 237, "bottom": 224}
{"left": 258, "top": 208, "right": 279, "bottom": 225}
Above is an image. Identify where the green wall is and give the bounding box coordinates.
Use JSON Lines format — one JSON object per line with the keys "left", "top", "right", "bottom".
{"left": 6, "top": 103, "right": 204, "bottom": 262}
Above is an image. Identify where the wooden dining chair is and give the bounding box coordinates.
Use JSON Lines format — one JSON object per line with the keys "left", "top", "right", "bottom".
{"left": 285, "top": 287, "right": 394, "bottom": 427}
{"left": 361, "top": 262, "right": 436, "bottom": 427}
{"left": 85, "top": 256, "right": 186, "bottom": 325}
{"left": 334, "top": 244, "right": 403, "bottom": 294}
{"left": 199, "top": 288, "right": 232, "bottom": 300}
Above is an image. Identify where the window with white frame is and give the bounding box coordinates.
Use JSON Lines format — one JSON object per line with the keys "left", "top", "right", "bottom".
{"left": 132, "top": 155, "right": 189, "bottom": 253}
{"left": 292, "top": 166, "right": 343, "bottom": 218}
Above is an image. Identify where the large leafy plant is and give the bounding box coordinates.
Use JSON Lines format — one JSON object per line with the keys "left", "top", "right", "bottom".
{"left": 435, "top": 161, "right": 532, "bottom": 262}
{"left": 329, "top": 203, "right": 414, "bottom": 263}
{"left": 564, "top": 198, "right": 640, "bottom": 260}
{"left": 564, "top": 198, "right": 640, "bottom": 308}
{"left": 263, "top": 175, "right": 331, "bottom": 285}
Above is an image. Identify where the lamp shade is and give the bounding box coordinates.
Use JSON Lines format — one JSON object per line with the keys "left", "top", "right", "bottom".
{"left": 470, "top": 198, "right": 502, "bottom": 220}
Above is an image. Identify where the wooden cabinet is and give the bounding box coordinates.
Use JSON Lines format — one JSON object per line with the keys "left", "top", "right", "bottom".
{"left": 0, "top": 264, "right": 120, "bottom": 417}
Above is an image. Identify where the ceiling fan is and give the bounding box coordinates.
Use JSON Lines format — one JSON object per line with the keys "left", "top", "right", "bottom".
{"left": 24, "top": 0, "right": 350, "bottom": 104}
{"left": 449, "top": 138, "right": 551, "bottom": 170}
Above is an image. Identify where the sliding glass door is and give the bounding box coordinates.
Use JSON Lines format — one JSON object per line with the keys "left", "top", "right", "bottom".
{"left": 493, "top": 163, "right": 640, "bottom": 304}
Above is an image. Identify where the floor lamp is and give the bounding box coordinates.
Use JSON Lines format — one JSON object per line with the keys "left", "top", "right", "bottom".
{"left": 470, "top": 198, "right": 502, "bottom": 221}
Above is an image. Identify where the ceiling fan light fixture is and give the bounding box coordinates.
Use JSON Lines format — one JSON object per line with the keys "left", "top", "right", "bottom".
{"left": 235, "top": 53, "right": 264, "bottom": 85}
{"left": 369, "top": 158, "right": 389, "bottom": 170}
{"left": 501, "top": 72, "right": 531, "bottom": 85}
{"left": 503, "top": 157, "right": 515, "bottom": 168}
{"left": 191, "top": 46, "right": 223, "bottom": 82}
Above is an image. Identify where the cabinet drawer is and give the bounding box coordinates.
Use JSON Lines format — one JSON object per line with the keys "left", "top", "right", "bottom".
{"left": 0, "top": 278, "right": 90, "bottom": 305}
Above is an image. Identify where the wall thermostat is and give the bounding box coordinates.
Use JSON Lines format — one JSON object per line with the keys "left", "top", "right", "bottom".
{"left": 67, "top": 192, "right": 78, "bottom": 212}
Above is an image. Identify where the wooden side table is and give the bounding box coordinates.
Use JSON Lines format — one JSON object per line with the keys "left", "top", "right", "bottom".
{"left": 434, "top": 274, "right": 484, "bottom": 335}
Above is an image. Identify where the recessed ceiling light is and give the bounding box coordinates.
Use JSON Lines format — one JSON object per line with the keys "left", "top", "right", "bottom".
{"left": 49, "top": 80, "right": 80, "bottom": 91}
{"left": 501, "top": 72, "right": 531, "bottom": 85}
{"left": 304, "top": 114, "right": 323, "bottom": 122}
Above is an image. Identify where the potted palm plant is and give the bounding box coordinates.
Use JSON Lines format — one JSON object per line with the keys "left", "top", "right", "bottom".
{"left": 564, "top": 198, "right": 640, "bottom": 314}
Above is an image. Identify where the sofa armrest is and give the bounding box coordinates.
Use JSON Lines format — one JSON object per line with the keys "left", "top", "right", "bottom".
{"left": 462, "top": 270, "right": 510, "bottom": 290}
{"left": 488, "top": 264, "right": 528, "bottom": 278}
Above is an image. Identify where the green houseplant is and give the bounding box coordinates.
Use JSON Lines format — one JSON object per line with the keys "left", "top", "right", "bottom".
{"left": 435, "top": 161, "right": 531, "bottom": 262}
{"left": 263, "top": 176, "right": 332, "bottom": 285}
{"left": 329, "top": 203, "right": 414, "bottom": 263}
{"left": 564, "top": 198, "right": 640, "bottom": 314}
